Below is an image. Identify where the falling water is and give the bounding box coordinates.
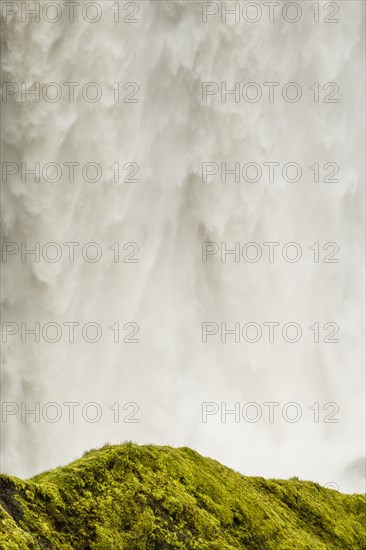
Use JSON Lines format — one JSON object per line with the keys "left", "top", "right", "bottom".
{"left": 1, "top": 1, "right": 365, "bottom": 493}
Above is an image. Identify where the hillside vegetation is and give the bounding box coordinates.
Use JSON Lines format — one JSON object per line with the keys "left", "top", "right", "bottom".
{"left": 0, "top": 443, "right": 365, "bottom": 549}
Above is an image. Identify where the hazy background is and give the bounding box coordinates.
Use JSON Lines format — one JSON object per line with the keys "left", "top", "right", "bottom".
{"left": 1, "top": 0, "right": 365, "bottom": 493}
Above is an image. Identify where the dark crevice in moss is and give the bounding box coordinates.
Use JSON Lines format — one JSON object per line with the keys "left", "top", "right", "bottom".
{"left": 0, "top": 475, "right": 24, "bottom": 524}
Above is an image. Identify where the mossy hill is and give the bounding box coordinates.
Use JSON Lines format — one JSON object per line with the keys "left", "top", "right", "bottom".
{"left": 0, "top": 443, "right": 365, "bottom": 549}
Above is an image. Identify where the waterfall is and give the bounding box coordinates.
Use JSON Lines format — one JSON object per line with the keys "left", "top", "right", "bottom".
{"left": 1, "top": 0, "right": 364, "bottom": 493}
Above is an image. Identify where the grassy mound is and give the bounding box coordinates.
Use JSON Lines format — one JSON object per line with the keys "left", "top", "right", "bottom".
{"left": 0, "top": 443, "right": 365, "bottom": 549}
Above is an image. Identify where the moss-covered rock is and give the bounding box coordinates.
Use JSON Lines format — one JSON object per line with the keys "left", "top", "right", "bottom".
{"left": 0, "top": 443, "right": 365, "bottom": 549}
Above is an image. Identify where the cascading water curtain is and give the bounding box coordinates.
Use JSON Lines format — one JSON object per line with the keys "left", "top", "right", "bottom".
{"left": 1, "top": 1, "right": 365, "bottom": 492}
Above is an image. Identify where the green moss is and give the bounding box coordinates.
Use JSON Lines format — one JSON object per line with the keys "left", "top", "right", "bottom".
{"left": 0, "top": 443, "right": 365, "bottom": 549}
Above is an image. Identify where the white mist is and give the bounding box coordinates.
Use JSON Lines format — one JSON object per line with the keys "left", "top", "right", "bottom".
{"left": 1, "top": 1, "right": 364, "bottom": 493}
